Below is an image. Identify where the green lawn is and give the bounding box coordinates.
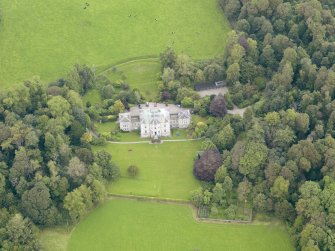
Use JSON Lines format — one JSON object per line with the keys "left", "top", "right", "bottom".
{"left": 94, "top": 121, "right": 149, "bottom": 142}
{"left": 82, "top": 89, "right": 101, "bottom": 106}
{"left": 102, "top": 59, "right": 161, "bottom": 100}
{"left": 39, "top": 227, "right": 71, "bottom": 251}
{"left": 68, "top": 199, "right": 294, "bottom": 251}
{"left": 0, "top": 0, "right": 230, "bottom": 88}
{"left": 93, "top": 141, "right": 202, "bottom": 199}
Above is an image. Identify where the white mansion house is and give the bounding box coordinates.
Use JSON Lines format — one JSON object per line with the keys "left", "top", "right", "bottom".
{"left": 119, "top": 103, "right": 191, "bottom": 138}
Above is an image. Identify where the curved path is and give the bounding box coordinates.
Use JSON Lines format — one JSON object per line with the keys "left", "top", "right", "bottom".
{"left": 98, "top": 57, "right": 159, "bottom": 75}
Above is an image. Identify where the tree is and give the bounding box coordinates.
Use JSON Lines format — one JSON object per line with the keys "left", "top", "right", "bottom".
{"left": 81, "top": 132, "right": 93, "bottom": 144}
{"left": 67, "top": 90, "right": 84, "bottom": 110}
{"left": 212, "top": 183, "right": 224, "bottom": 205}
{"left": 271, "top": 35, "right": 292, "bottom": 57}
{"left": 226, "top": 63, "right": 240, "bottom": 84}
{"left": 288, "top": 140, "right": 321, "bottom": 172}
{"left": 265, "top": 111, "right": 280, "bottom": 127}
{"left": 204, "top": 63, "right": 224, "bottom": 82}
{"left": 174, "top": 54, "right": 196, "bottom": 84}
{"left": 69, "top": 120, "right": 86, "bottom": 145}
{"left": 181, "top": 97, "right": 194, "bottom": 108}
{"left": 176, "top": 87, "right": 199, "bottom": 103}
{"left": 203, "top": 189, "right": 212, "bottom": 205}
{"left": 239, "top": 142, "right": 268, "bottom": 180}
{"left": 72, "top": 106, "right": 89, "bottom": 129}
{"left": 75, "top": 148, "right": 94, "bottom": 165}
{"left": 24, "top": 131, "right": 39, "bottom": 149}
{"left": 90, "top": 179, "right": 107, "bottom": 204}
{"left": 160, "top": 47, "right": 176, "bottom": 69}
{"left": 22, "top": 182, "right": 58, "bottom": 225}
{"left": 296, "top": 181, "right": 322, "bottom": 219}
{"left": 236, "top": 19, "right": 250, "bottom": 33}
{"left": 47, "top": 96, "right": 70, "bottom": 118}
{"left": 255, "top": 0, "right": 269, "bottom": 13}
{"left": 237, "top": 180, "right": 252, "bottom": 203}
{"left": 95, "top": 150, "right": 120, "bottom": 180}
{"left": 213, "top": 125, "right": 235, "bottom": 151}
{"left": 229, "top": 44, "right": 246, "bottom": 65}
{"left": 110, "top": 100, "right": 125, "bottom": 114}
{"left": 222, "top": 0, "right": 241, "bottom": 20}
{"left": 201, "top": 138, "right": 217, "bottom": 151}
{"left": 295, "top": 113, "right": 310, "bottom": 135}
{"left": 162, "top": 68, "right": 175, "bottom": 84}
{"left": 253, "top": 193, "right": 267, "bottom": 212}
{"left": 209, "top": 94, "right": 228, "bottom": 117}
{"left": 64, "top": 185, "right": 93, "bottom": 222}
{"left": 100, "top": 84, "right": 115, "bottom": 100}
{"left": 271, "top": 176, "right": 289, "bottom": 200}
{"left": 44, "top": 132, "right": 58, "bottom": 161}
{"left": 274, "top": 200, "right": 296, "bottom": 222}
{"left": 66, "top": 64, "right": 95, "bottom": 94}
{"left": 9, "top": 147, "right": 38, "bottom": 186}
{"left": 299, "top": 224, "right": 328, "bottom": 251}
{"left": 67, "top": 157, "right": 88, "bottom": 184}
{"left": 3, "top": 214, "right": 39, "bottom": 250}
{"left": 273, "top": 127, "right": 296, "bottom": 149}
{"left": 193, "top": 149, "right": 222, "bottom": 181}
{"left": 260, "top": 45, "right": 277, "bottom": 72}
{"left": 215, "top": 165, "right": 228, "bottom": 183}
{"left": 127, "top": 165, "right": 139, "bottom": 178}
{"left": 195, "top": 69, "right": 205, "bottom": 83}
{"left": 190, "top": 188, "right": 204, "bottom": 207}
{"left": 222, "top": 176, "right": 233, "bottom": 200}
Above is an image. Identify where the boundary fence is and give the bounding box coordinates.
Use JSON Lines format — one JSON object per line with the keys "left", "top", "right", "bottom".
{"left": 108, "top": 193, "right": 253, "bottom": 224}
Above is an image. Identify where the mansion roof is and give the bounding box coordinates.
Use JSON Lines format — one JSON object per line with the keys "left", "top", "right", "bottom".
{"left": 140, "top": 108, "right": 170, "bottom": 124}
{"left": 127, "top": 103, "right": 188, "bottom": 116}
{"left": 120, "top": 103, "right": 191, "bottom": 121}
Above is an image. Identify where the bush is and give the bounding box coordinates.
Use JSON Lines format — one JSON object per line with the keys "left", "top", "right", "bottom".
{"left": 91, "top": 137, "right": 107, "bottom": 146}
{"left": 110, "top": 163, "right": 121, "bottom": 181}
{"left": 210, "top": 206, "right": 219, "bottom": 216}
{"left": 224, "top": 205, "right": 237, "bottom": 220}
{"left": 100, "top": 84, "right": 115, "bottom": 100}
{"left": 190, "top": 188, "right": 204, "bottom": 207}
{"left": 224, "top": 93, "right": 234, "bottom": 110}
{"left": 127, "top": 165, "right": 139, "bottom": 178}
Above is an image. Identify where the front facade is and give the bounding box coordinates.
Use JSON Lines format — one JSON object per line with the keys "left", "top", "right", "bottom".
{"left": 119, "top": 103, "right": 191, "bottom": 138}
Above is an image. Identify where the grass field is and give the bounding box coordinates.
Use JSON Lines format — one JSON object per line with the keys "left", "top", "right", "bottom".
{"left": 68, "top": 199, "right": 294, "bottom": 251}
{"left": 102, "top": 59, "right": 161, "bottom": 100}
{"left": 39, "top": 227, "right": 72, "bottom": 251}
{"left": 0, "top": 0, "right": 230, "bottom": 88}
{"left": 93, "top": 141, "right": 202, "bottom": 199}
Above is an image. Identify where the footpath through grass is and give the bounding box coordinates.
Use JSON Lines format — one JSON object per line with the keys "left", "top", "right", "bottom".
{"left": 68, "top": 199, "right": 295, "bottom": 251}
{"left": 93, "top": 141, "right": 202, "bottom": 199}
{"left": 0, "top": 0, "right": 230, "bottom": 88}
{"left": 102, "top": 59, "right": 161, "bottom": 100}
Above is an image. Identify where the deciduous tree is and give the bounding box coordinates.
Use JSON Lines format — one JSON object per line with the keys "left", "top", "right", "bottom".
{"left": 193, "top": 149, "right": 222, "bottom": 181}
{"left": 209, "top": 94, "right": 228, "bottom": 117}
